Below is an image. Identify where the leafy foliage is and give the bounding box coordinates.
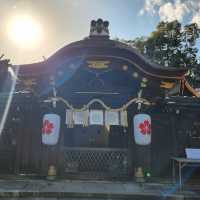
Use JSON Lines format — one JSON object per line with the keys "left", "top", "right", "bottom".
{"left": 123, "top": 21, "right": 200, "bottom": 86}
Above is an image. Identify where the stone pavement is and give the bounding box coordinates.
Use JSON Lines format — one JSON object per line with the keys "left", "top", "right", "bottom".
{"left": 0, "top": 176, "right": 199, "bottom": 199}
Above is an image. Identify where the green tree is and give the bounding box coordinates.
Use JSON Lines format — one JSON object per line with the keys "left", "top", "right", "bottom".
{"left": 124, "top": 21, "right": 200, "bottom": 86}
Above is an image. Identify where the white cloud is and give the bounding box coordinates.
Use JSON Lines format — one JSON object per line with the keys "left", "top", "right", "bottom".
{"left": 139, "top": 0, "right": 163, "bottom": 15}
{"left": 192, "top": 14, "right": 200, "bottom": 26}
{"left": 140, "top": 0, "right": 200, "bottom": 24}
{"left": 158, "top": 0, "right": 189, "bottom": 22}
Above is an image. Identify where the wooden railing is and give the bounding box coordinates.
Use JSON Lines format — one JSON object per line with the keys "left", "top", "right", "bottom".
{"left": 60, "top": 147, "right": 129, "bottom": 178}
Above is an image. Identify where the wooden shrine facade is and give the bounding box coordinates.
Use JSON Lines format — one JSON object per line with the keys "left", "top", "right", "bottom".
{"left": 0, "top": 19, "right": 199, "bottom": 179}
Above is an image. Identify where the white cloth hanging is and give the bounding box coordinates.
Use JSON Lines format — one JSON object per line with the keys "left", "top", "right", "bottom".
{"left": 73, "top": 111, "right": 85, "bottom": 125}
{"left": 105, "top": 111, "right": 119, "bottom": 125}
{"left": 66, "top": 109, "right": 74, "bottom": 128}
{"left": 89, "top": 110, "right": 103, "bottom": 125}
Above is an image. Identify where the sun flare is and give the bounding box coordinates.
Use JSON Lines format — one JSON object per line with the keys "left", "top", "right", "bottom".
{"left": 7, "top": 15, "right": 43, "bottom": 49}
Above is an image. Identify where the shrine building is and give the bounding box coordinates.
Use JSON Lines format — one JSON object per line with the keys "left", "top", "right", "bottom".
{"left": 0, "top": 19, "right": 200, "bottom": 179}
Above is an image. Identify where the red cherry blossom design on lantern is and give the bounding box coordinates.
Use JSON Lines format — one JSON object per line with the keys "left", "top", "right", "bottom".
{"left": 42, "top": 120, "right": 54, "bottom": 135}
{"left": 138, "top": 120, "right": 151, "bottom": 135}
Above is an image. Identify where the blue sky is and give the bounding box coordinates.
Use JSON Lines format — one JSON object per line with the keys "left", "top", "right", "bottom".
{"left": 0, "top": 0, "right": 200, "bottom": 64}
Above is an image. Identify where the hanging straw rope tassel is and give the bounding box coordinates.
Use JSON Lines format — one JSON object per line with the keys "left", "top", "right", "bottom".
{"left": 83, "top": 109, "right": 89, "bottom": 127}
{"left": 66, "top": 109, "right": 74, "bottom": 128}
{"left": 120, "top": 110, "right": 128, "bottom": 127}
{"left": 124, "top": 110, "right": 128, "bottom": 127}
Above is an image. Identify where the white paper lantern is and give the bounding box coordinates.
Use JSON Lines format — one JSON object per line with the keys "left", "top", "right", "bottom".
{"left": 42, "top": 114, "right": 61, "bottom": 145}
{"left": 134, "top": 114, "right": 151, "bottom": 145}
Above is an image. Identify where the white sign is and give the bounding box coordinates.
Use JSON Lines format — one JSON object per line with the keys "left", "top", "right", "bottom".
{"left": 185, "top": 148, "right": 200, "bottom": 159}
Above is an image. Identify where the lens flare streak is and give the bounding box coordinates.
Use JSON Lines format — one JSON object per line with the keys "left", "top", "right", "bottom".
{"left": 0, "top": 66, "right": 19, "bottom": 136}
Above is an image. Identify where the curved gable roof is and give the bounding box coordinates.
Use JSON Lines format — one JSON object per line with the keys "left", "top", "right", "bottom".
{"left": 16, "top": 36, "right": 187, "bottom": 80}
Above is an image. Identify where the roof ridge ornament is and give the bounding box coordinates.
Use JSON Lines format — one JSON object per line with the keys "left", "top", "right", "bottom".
{"left": 89, "top": 18, "right": 109, "bottom": 38}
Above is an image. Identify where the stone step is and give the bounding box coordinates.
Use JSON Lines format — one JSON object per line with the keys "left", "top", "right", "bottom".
{"left": 0, "top": 179, "right": 199, "bottom": 200}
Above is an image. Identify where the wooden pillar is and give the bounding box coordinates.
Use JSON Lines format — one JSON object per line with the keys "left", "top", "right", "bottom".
{"left": 127, "top": 108, "right": 134, "bottom": 177}
{"left": 15, "top": 105, "right": 25, "bottom": 173}
{"left": 170, "top": 112, "right": 178, "bottom": 157}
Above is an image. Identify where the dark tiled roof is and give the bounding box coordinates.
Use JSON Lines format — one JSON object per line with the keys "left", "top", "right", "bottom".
{"left": 13, "top": 37, "right": 187, "bottom": 79}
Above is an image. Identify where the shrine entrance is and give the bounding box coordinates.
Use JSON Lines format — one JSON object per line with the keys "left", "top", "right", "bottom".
{"left": 60, "top": 124, "right": 130, "bottom": 179}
